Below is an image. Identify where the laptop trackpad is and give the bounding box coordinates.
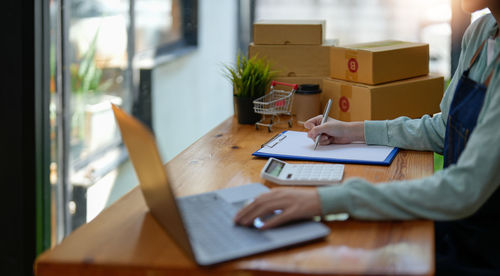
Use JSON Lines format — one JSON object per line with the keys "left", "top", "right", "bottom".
{"left": 217, "top": 183, "right": 269, "bottom": 204}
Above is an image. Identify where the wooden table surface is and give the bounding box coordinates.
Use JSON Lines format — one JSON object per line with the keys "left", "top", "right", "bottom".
{"left": 35, "top": 116, "right": 435, "bottom": 276}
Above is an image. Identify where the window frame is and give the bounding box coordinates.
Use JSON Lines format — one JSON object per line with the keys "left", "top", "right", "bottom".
{"left": 51, "top": 0, "right": 199, "bottom": 239}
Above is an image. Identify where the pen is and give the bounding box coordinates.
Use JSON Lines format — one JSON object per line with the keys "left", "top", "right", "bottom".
{"left": 314, "top": 99, "right": 332, "bottom": 150}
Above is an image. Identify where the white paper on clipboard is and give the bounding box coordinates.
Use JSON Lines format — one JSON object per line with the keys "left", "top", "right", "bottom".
{"left": 254, "top": 131, "right": 398, "bottom": 165}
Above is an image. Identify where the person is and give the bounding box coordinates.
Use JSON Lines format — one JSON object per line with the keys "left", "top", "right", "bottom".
{"left": 234, "top": 0, "right": 500, "bottom": 274}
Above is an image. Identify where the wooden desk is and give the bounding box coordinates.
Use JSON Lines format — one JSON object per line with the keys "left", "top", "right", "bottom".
{"left": 35, "top": 117, "right": 435, "bottom": 276}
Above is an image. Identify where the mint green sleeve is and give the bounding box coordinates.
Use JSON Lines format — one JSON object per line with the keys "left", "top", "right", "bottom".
{"left": 318, "top": 72, "right": 500, "bottom": 220}
{"left": 363, "top": 111, "right": 447, "bottom": 153}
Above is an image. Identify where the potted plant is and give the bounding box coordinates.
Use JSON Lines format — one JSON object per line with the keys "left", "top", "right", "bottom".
{"left": 223, "top": 53, "right": 276, "bottom": 124}
{"left": 70, "top": 30, "right": 114, "bottom": 153}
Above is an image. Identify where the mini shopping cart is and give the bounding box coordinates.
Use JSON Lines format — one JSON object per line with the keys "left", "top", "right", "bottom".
{"left": 253, "top": 81, "right": 298, "bottom": 132}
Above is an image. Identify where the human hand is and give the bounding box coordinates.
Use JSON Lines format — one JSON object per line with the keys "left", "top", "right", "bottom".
{"left": 304, "top": 115, "right": 365, "bottom": 145}
{"left": 233, "top": 188, "right": 322, "bottom": 230}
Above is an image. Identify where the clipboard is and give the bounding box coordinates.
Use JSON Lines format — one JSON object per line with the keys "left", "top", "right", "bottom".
{"left": 253, "top": 130, "right": 399, "bottom": 166}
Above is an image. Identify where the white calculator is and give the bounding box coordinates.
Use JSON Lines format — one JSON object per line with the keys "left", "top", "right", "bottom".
{"left": 261, "top": 158, "right": 344, "bottom": 186}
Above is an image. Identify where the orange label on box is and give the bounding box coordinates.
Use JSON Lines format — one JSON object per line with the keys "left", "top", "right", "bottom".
{"left": 339, "top": 85, "right": 352, "bottom": 121}
{"left": 347, "top": 58, "right": 358, "bottom": 73}
{"left": 339, "top": 96, "right": 350, "bottom": 112}
{"left": 345, "top": 50, "right": 358, "bottom": 82}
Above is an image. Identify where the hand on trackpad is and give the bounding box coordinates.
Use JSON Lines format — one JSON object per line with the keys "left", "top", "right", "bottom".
{"left": 253, "top": 209, "right": 282, "bottom": 229}
{"left": 234, "top": 198, "right": 283, "bottom": 229}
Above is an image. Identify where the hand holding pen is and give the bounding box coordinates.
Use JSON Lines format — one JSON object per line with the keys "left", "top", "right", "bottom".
{"left": 304, "top": 102, "right": 366, "bottom": 146}
{"left": 313, "top": 99, "right": 332, "bottom": 150}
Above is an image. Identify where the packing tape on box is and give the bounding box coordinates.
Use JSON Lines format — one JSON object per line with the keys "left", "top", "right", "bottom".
{"left": 339, "top": 85, "right": 352, "bottom": 121}
{"left": 345, "top": 50, "right": 358, "bottom": 82}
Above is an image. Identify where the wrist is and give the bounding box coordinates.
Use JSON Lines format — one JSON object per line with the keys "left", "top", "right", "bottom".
{"left": 347, "top": 121, "right": 365, "bottom": 142}
{"left": 309, "top": 189, "right": 323, "bottom": 216}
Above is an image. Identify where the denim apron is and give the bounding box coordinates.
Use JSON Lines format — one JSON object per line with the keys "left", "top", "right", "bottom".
{"left": 436, "top": 38, "right": 500, "bottom": 275}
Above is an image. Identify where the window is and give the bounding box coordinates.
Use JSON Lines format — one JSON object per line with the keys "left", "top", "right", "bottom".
{"left": 135, "top": 0, "right": 182, "bottom": 53}
{"left": 49, "top": 0, "right": 197, "bottom": 243}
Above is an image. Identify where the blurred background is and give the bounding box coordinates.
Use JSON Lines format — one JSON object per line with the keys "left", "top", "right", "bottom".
{"left": 44, "top": 0, "right": 490, "bottom": 250}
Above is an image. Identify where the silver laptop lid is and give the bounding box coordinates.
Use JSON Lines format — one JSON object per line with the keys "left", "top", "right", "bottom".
{"left": 112, "top": 104, "right": 195, "bottom": 260}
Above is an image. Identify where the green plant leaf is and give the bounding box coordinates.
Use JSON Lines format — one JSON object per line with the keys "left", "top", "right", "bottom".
{"left": 71, "top": 28, "right": 108, "bottom": 95}
{"left": 221, "top": 51, "right": 277, "bottom": 98}
{"left": 78, "top": 31, "right": 99, "bottom": 79}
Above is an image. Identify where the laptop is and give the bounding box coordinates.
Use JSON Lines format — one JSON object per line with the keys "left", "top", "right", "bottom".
{"left": 111, "top": 105, "right": 330, "bottom": 266}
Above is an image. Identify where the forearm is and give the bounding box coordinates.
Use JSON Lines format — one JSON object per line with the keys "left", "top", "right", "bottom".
{"left": 318, "top": 167, "right": 497, "bottom": 221}
{"left": 318, "top": 174, "right": 470, "bottom": 220}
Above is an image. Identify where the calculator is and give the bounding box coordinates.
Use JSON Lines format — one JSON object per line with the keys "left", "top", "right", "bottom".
{"left": 261, "top": 158, "right": 344, "bottom": 186}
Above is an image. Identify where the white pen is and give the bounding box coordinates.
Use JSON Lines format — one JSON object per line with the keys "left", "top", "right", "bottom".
{"left": 314, "top": 99, "right": 332, "bottom": 150}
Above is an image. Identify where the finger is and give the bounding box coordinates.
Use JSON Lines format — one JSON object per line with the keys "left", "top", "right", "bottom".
{"left": 234, "top": 199, "right": 262, "bottom": 223}
{"left": 234, "top": 188, "right": 286, "bottom": 220}
{"left": 261, "top": 209, "right": 296, "bottom": 230}
{"left": 234, "top": 196, "right": 288, "bottom": 226}
{"left": 237, "top": 201, "right": 284, "bottom": 226}
{"left": 234, "top": 194, "right": 264, "bottom": 220}
{"left": 304, "top": 115, "right": 323, "bottom": 130}
{"left": 313, "top": 133, "right": 330, "bottom": 145}
{"left": 319, "top": 135, "right": 331, "bottom": 145}
{"left": 307, "top": 129, "right": 316, "bottom": 140}
{"left": 310, "top": 123, "right": 329, "bottom": 138}
{"left": 234, "top": 200, "right": 253, "bottom": 223}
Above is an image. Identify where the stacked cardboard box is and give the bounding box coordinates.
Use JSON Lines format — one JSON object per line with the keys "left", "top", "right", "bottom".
{"left": 250, "top": 20, "right": 332, "bottom": 79}
{"left": 323, "top": 40, "right": 444, "bottom": 121}
{"left": 249, "top": 22, "right": 443, "bottom": 122}
{"left": 253, "top": 20, "right": 325, "bottom": 45}
{"left": 250, "top": 20, "right": 331, "bottom": 114}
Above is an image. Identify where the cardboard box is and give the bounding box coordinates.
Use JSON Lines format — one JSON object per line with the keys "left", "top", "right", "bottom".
{"left": 253, "top": 20, "right": 325, "bottom": 45}
{"left": 271, "top": 76, "right": 324, "bottom": 115}
{"left": 249, "top": 43, "right": 331, "bottom": 77}
{"left": 321, "top": 75, "right": 444, "bottom": 122}
{"left": 330, "top": 40, "right": 429, "bottom": 85}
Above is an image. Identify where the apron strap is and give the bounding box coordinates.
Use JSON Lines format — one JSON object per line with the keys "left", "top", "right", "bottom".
{"left": 468, "top": 39, "right": 487, "bottom": 69}
{"left": 467, "top": 37, "right": 500, "bottom": 88}
{"left": 485, "top": 52, "right": 500, "bottom": 87}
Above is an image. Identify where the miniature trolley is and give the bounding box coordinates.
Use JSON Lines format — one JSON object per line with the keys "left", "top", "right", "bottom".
{"left": 253, "top": 81, "right": 298, "bottom": 132}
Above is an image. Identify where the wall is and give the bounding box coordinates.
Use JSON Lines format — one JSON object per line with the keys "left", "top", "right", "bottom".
{"left": 153, "top": 0, "right": 238, "bottom": 161}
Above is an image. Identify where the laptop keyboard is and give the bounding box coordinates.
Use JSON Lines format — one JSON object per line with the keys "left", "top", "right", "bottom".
{"left": 177, "top": 192, "right": 270, "bottom": 255}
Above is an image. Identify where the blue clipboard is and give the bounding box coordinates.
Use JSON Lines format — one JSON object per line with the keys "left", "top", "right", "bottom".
{"left": 252, "top": 131, "right": 399, "bottom": 166}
